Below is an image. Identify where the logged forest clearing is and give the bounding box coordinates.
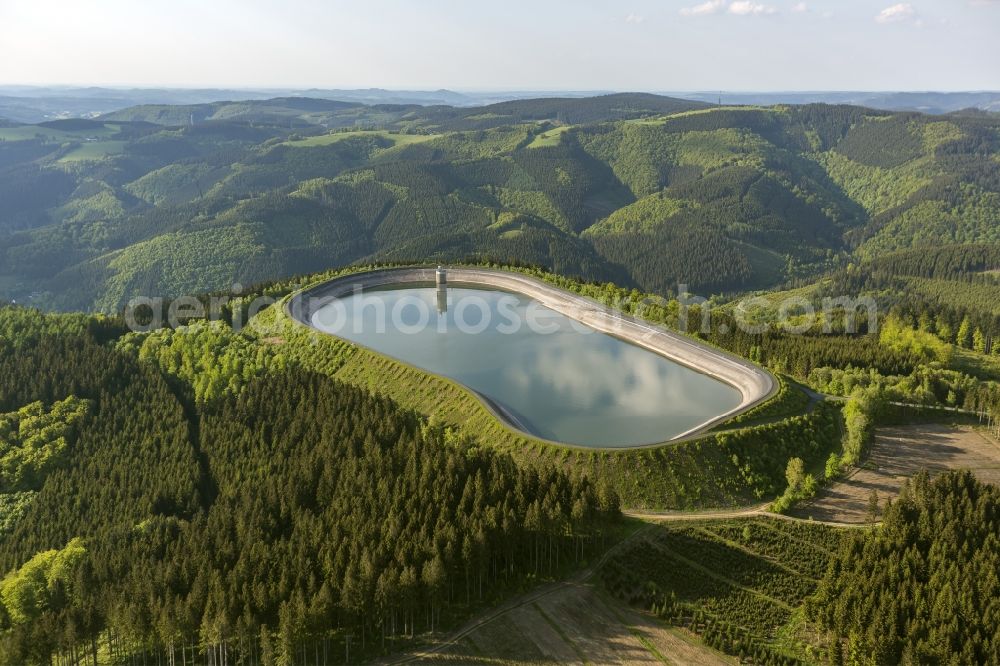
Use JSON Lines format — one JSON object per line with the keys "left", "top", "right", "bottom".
{"left": 408, "top": 582, "right": 734, "bottom": 665}
{"left": 792, "top": 423, "right": 1000, "bottom": 523}
{"left": 392, "top": 514, "right": 844, "bottom": 665}
{"left": 383, "top": 420, "right": 1000, "bottom": 665}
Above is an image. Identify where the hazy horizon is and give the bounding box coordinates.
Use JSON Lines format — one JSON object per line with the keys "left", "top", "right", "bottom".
{"left": 1, "top": 0, "right": 998, "bottom": 91}
{"left": 3, "top": 84, "right": 1000, "bottom": 94}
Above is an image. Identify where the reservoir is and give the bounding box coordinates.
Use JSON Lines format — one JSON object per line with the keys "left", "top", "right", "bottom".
{"left": 310, "top": 284, "right": 743, "bottom": 448}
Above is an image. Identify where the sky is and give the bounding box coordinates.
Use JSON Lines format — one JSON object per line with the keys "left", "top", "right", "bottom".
{"left": 0, "top": 0, "right": 997, "bottom": 91}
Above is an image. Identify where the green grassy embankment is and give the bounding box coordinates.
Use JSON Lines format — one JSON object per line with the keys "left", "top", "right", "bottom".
{"left": 246, "top": 265, "right": 840, "bottom": 510}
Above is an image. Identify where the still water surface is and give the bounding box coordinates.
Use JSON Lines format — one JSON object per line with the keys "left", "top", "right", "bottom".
{"left": 311, "top": 285, "right": 742, "bottom": 447}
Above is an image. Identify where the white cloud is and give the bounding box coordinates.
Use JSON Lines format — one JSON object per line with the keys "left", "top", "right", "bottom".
{"left": 624, "top": 13, "right": 645, "bottom": 23}
{"left": 680, "top": 0, "right": 777, "bottom": 16}
{"left": 875, "top": 3, "right": 917, "bottom": 23}
{"left": 729, "top": 1, "right": 778, "bottom": 14}
{"left": 791, "top": 2, "right": 808, "bottom": 12}
{"left": 680, "top": 0, "right": 725, "bottom": 16}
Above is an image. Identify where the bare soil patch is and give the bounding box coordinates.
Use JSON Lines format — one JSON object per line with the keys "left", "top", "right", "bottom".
{"left": 792, "top": 424, "right": 1000, "bottom": 524}
{"left": 419, "top": 582, "right": 733, "bottom": 665}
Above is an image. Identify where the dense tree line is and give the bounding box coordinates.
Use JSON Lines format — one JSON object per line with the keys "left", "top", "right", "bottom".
{"left": 860, "top": 243, "right": 1000, "bottom": 281}
{"left": 833, "top": 114, "right": 925, "bottom": 169}
{"left": 0, "top": 164, "right": 77, "bottom": 234}
{"left": 0, "top": 138, "right": 60, "bottom": 171}
{"left": 418, "top": 93, "right": 705, "bottom": 129}
{"left": 0, "top": 396, "right": 90, "bottom": 493}
{"left": 822, "top": 272, "right": 1000, "bottom": 355}
{"left": 699, "top": 313, "right": 922, "bottom": 379}
{"left": 807, "top": 471, "right": 1000, "bottom": 664}
{"left": 0, "top": 309, "right": 619, "bottom": 665}
{"left": 0, "top": 306, "right": 123, "bottom": 351}
{"left": 590, "top": 226, "right": 755, "bottom": 295}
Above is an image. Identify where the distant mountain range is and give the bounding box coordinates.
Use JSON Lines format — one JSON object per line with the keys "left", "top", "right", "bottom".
{"left": 0, "top": 87, "right": 608, "bottom": 123}
{"left": 1, "top": 86, "right": 997, "bottom": 123}
{"left": 674, "top": 91, "right": 1000, "bottom": 115}
{"left": 97, "top": 93, "right": 708, "bottom": 129}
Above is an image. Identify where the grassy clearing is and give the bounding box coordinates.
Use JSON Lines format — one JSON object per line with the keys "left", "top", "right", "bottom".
{"left": 527, "top": 125, "right": 572, "bottom": 148}
{"left": 0, "top": 126, "right": 61, "bottom": 141}
{"left": 711, "top": 376, "right": 811, "bottom": 430}
{"left": 0, "top": 124, "right": 119, "bottom": 143}
{"left": 431, "top": 581, "right": 734, "bottom": 665}
{"left": 715, "top": 281, "right": 824, "bottom": 323}
{"left": 57, "top": 140, "right": 127, "bottom": 162}
{"left": 952, "top": 346, "right": 1000, "bottom": 381}
{"left": 624, "top": 106, "right": 772, "bottom": 126}
{"left": 282, "top": 129, "right": 439, "bottom": 148}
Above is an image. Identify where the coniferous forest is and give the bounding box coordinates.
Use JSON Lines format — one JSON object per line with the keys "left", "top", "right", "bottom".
{"left": 808, "top": 471, "right": 1000, "bottom": 664}
{"left": 0, "top": 306, "right": 620, "bottom": 665}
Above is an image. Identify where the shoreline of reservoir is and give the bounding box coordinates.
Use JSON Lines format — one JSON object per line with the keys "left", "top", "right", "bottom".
{"left": 286, "top": 267, "right": 777, "bottom": 446}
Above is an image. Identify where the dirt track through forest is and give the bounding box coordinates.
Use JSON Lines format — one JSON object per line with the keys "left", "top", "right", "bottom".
{"left": 402, "top": 582, "right": 735, "bottom": 665}
{"left": 386, "top": 424, "right": 998, "bottom": 664}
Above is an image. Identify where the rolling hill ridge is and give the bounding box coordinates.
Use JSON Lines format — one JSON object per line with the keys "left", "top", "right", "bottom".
{"left": 0, "top": 93, "right": 996, "bottom": 311}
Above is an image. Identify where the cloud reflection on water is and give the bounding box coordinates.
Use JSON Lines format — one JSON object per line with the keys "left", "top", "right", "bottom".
{"left": 312, "top": 286, "right": 742, "bottom": 447}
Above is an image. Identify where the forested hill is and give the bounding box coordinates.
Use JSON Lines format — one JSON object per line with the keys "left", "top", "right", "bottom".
{"left": 100, "top": 93, "right": 709, "bottom": 128}
{"left": 0, "top": 94, "right": 997, "bottom": 311}
{"left": 0, "top": 305, "right": 622, "bottom": 665}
